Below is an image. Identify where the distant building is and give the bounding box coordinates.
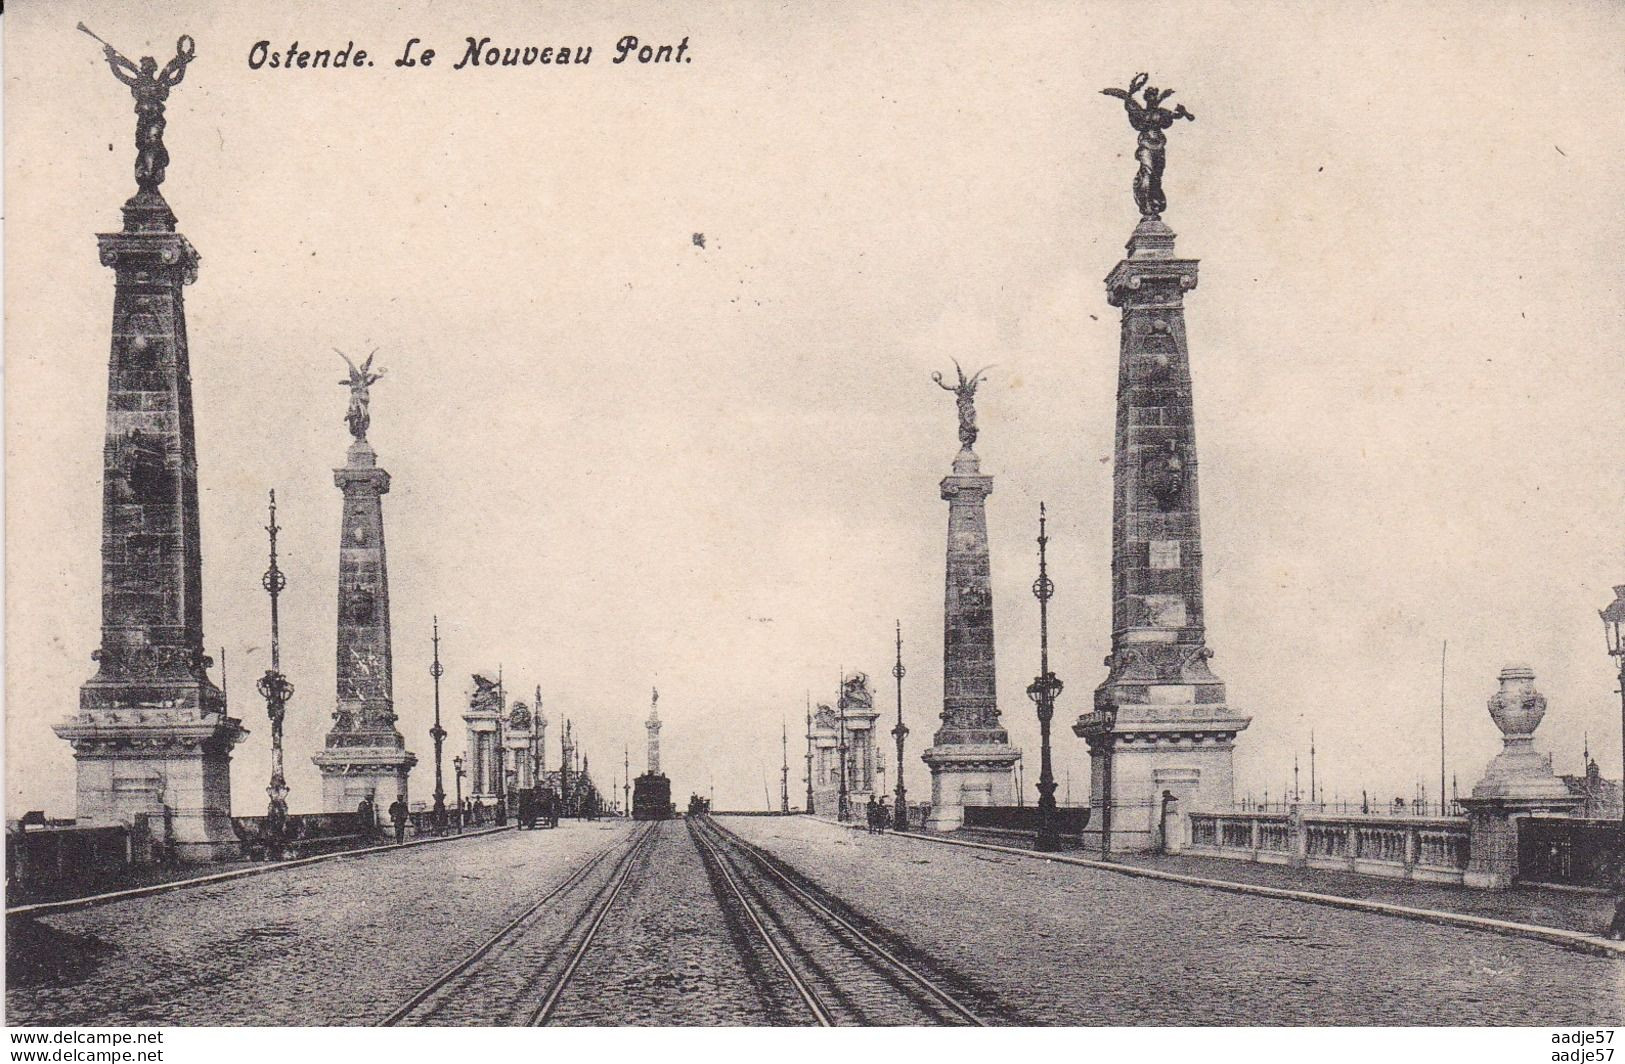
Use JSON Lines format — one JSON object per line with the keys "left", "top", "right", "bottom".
{"left": 810, "top": 674, "right": 885, "bottom": 818}
{"left": 1560, "top": 759, "right": 1622, "bottom": 820}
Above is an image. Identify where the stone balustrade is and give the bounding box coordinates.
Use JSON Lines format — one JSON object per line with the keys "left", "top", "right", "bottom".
{"left": 1186, "top": 810, "right": 1471, "bottom": 885}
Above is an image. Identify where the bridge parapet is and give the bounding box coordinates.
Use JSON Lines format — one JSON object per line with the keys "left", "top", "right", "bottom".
{"left": 1187, "top": 811, "right": 1471, "bottom": 885}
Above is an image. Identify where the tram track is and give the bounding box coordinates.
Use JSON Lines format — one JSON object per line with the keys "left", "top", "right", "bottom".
{"left": 379, "top": 822, "right": 655, "bottom": 1026}
{"left": 692, "top": 816, "right": 988, "bottom": 1026}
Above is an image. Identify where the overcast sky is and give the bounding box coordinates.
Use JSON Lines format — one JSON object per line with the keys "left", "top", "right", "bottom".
{"left": 7, "top": 0, "right": 1623, "bottom": 818}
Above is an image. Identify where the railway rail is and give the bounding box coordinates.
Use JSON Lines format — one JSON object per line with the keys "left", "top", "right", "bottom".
{"left": 379, "top": 822, "right": 655, "bottom": 1026}
{"left": 692, "top": 816, "right": 986, "bottom": 1026}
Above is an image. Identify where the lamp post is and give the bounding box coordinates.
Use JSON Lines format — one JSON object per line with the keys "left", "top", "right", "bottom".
{"left": 452, "top": 754, "right": 465, "bottom": 832}
{"left": 805, "top": 698, "right": 815, "bottom": 815}
{"left": 429, "top": 618, "right": 448, "bottom": 830}
{"left": 1599, "top": 585, "right": 1625, "bottom": 940}
{"left": 257, "top": 490, "right": 294, "bottom": 852}
{"left": 837, "top": 680, "right": 850, "bottom": 822}
{"left": 892, "top": 621, "right": 910, "bottom": 831}
{"left": 534, "top": 685, "right": 545, "bottom": 793}
{"left": 1025, "top": 503, "right": 1063, "bottom": 853}
{"left": 490, "top": 669, "right": 503, "bottom": 818}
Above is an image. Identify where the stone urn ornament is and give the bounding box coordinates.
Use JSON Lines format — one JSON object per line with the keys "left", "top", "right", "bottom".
{"left": 1469, "top": 665, "right": 1573, "bottom": 802}
{"left": 1486, "top": 665, "right": 1546, "bottom": 743}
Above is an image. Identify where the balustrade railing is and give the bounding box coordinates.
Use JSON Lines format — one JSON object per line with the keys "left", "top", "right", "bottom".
{"left": 1185, "top": 810, "right": 1471, "bottom": 884}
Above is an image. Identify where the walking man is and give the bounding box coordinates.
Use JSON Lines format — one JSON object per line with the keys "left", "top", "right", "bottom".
{"left": 388, "top": 794, "right": 409, "bottom": 845}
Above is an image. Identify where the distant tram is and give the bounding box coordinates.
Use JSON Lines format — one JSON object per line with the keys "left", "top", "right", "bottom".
{"left": 516, "top": 785, "right": 559, "bottom": 829}
{"left": 686, "top": 794, "right": 710, "bottom": 816}
{"left": 632, "top": 772, "right": 672, "bottom": 821}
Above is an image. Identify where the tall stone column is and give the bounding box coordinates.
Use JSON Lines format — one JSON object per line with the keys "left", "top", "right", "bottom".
{"left": 1072, "top": 216, "right": 1251, "bottom": 852}
{"left": 922, "top": 367, "right": 1020, "bottom": 830}
{"left": 55, "top": 39, "right": 246, "bottom": 862}
{"left": 646, "top": 689, "right": 662, "bottom": 774}
{"left": 1073, "top": 78, "right": 1251, "bottom": 853}
{"left": 312, "top": 372, "right": 416, "bottom": 811}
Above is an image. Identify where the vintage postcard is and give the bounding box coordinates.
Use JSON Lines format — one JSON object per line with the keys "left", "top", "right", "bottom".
{"left": 4, "top": 0, "right": 1621, "bottom": 1039}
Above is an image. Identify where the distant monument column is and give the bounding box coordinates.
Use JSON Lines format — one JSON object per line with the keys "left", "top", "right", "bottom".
{"left": 922, "top": 363, "right": 1021, "bottom": 831}
{"left": 312, "top": 353, "right": 416, "bottom": 810}
{"left": 55, "top": 31, "right": 247, "bottom": 862}
{"left": 646, "top": 690, "right": 662, "bottom": 775}
{"left": 1074, "top": 75, "right": 1249, "bottom": 853}
{"left": 632, "top": 688, "right": 671, "bottom": 818}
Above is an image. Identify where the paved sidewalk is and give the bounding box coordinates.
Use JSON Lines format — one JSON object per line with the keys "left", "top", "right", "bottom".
{"left": 7, "top": 825, "right": 510, "bottom": 914}
{"left": 950, "top": 827, "right": 1613, "bottom": 937}
{"left": 726, "top": 816, "right": 1620, "bottom": 1025}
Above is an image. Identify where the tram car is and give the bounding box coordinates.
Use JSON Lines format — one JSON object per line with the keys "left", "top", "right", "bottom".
{"left": 516, "top": 785, "right": 559, "bottom": 829}
{"left": 631, "top": 772, "right": 672, "bottom": 821}
{"left": 686, "top": 794, "right": 710, "bottom": 816}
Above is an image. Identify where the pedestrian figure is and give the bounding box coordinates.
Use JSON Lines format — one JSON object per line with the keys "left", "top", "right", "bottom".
{"left": 471, "top": 796, "right": 484, "bottom": 825}
{"left": 865, "top": 795, "right": 879, "bottom": 834}
{"left": 877, "top": 798, "right": 890, "bottom": 833}
{"left": 356, "top": 795, "right": 375, "bottom": 836}
{"left": 388, "top": 794, "right": 408, "bottom": 845}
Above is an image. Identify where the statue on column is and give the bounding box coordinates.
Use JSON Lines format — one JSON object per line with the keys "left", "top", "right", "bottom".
{"left": 1101, "top": 73, "right": 1195, "bottom": 220}
{"left": 933, "top": 360, "right": 993, "bottom": 451}
{"left": 337, "top": 349, "right": 384, "bottom": 440}
{"left": 80, "top": 25, "right": 196, "bottom": 194}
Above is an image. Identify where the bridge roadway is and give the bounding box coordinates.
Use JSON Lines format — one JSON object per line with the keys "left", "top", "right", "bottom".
{"left": 6, "top": 816, "right": 1619, "bottom": 1026}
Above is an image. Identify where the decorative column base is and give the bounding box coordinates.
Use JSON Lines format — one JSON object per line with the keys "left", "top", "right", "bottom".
{"left": 921, "top": 744, "right": 1020, "bottom": 831}
{"left": 54, "top": 709, "right": 247, "bottom": 863}
{"left": 313, "top": 745, "right": 417, "bottom": 815}
{"left": 1076, "top": 710, "right": 1247, "bottom": 854}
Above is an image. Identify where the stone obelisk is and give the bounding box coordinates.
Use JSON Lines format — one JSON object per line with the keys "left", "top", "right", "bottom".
{"left": 1074, "top": 75, "right": 1249, "bottom": 852}
{"left": 55, "top": 32, "right": 247, "bottom": 862}
{"left": 312, "top": 353, "right": 416, "bottom": 810}
{"left": 922, "top": 363, "right": 1020, "bottom": 831}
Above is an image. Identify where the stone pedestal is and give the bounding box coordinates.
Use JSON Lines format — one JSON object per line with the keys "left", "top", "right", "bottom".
{"left": 1074, "top": 218, "right": 1249, "bottom": 853}
{"left": 924, "top": 447, "right": 1021, "bottom": 831}
{"left": 921, "top": 744, "right": 1020, "bottom": 830}
{"left": 1459, "top": 666, "right": 1581, "bottom": 888}
{"left": 314, "top": 438, "right": 415, "bottom": 811}
{"left": 55, "top": 191, "right": 247, "bottom": 863}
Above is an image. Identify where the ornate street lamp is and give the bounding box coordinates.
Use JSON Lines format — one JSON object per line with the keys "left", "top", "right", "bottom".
{"left": 452, "top": 754, "right": 465, "bottom": 832}
{"left": 891, "top": 621, "right": 910, "bottom": 831}
{"left": 257, "top": 490, "right": 295, "bottom": 852}
{"left": 1025, "top": 503, "right": 1064, "bottom": 853}
{"left": 1599, "top": 585, "right": 1625, "bottom": 940}
{"left": 837, "top": 681, "right": 850, "bottom": 822}
{"left": 429, "top": 617, "right": 448, "bottom": 830}
{"left": 804, "top": 698, "right": 815, "bottom": 815}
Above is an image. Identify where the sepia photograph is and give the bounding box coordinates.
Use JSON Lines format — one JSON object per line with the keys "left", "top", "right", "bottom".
{"left": 3, "top": 0, "right": 1622, "bottom": 1040}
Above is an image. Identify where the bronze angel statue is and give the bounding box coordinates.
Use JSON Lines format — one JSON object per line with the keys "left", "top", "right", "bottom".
{"left": 337, "top": 349, "right": 384, "bottom": 440}
{"left": 80, "top": 25, "right": 195, "bottom": 194}
{"left": 1101, "top": 73, "right": 1195, "bottom": 220}
{"left": 933, "top": 359, "right": 993, "bottom": 452}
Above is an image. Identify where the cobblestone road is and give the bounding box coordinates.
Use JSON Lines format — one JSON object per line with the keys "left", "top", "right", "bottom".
{"left": 723, "top": 817, "right": 1624, "bottom": 1026}
{"left": 9, "top": 815, "right": 1620, "bottom": 1026}
{"left": 6, "top": 823, "right": 632, "bottom": 1026}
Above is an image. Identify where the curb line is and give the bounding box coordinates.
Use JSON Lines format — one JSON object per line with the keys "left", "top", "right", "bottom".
{"left": 875, "top": 826, "right": 1625, "bottom": 959}
{"left": 7, "top": 825, "right": 514, "bottom": 919}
